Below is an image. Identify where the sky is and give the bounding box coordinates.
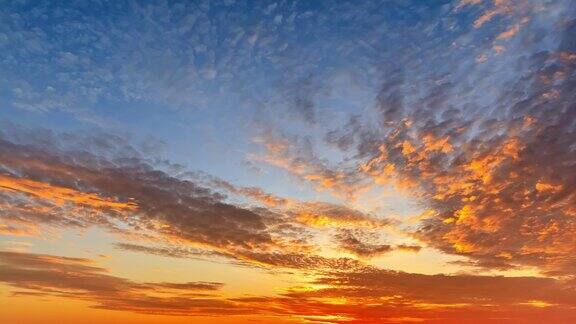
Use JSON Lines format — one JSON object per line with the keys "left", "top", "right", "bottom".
{"left": 0, "top": 0, "right": 575, "bottom": 323}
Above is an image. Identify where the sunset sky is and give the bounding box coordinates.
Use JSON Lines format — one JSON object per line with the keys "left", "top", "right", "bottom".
{"left": 1, "top": 0, "right": 576, "bottom": 323}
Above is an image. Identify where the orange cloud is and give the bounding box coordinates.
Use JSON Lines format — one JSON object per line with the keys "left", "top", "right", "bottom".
{"left": 0, "top": 250, "right": 254, "bottom": 316}
{"left": 334, "top": 229, "right": 421, "bottom": 258}
{"left": 0, "top": 174, "right": 136, "bottom": 211}
{"left": 4, "top": 250, "right": 576, "bottom": 323}
{"left": 251, "top": 130, "right": 370, "bottom": 199}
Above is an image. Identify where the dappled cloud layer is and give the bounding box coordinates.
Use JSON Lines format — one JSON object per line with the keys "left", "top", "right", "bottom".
{"left": 1, "top": 0, "right": 576, "bottom": 323}
{"left": 356, "top": 13, "right": 576, "bottom": 276}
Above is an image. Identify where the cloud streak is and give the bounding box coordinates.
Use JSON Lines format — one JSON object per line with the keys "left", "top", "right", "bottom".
{"left": 4, "top": 250, "right": 576, "bottom": 323}
{"left": 0, "top": 250, "right": 251, "bottom": 316}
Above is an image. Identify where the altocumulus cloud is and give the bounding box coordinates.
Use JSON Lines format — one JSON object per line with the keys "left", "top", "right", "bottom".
{"left": 313, "top": 0, "right": 576, "bottom": 275}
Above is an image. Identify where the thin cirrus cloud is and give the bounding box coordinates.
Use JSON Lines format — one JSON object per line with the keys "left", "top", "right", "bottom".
{"left": 249, "top": 129, "right": 370, "bottom": 199}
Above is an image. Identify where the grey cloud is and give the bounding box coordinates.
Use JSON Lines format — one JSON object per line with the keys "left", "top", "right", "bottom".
{"left": 335, "top": 229, "right": 421, "bottom": 258}
{"left": 0, "top": 129, "right": 278, "bottom": 252}
{"left": 113, "top": 242, "right": 226, "bottom": 260}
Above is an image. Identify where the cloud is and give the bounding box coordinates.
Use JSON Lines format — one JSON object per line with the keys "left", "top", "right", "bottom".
{"left": 279, "top": 74, "right": 321, "bottom": 125}
{"left": 114, "top": 241, "right": 369, "bottom": 272}
{"left": 0, "top": 0, "right": 446, "bottom": 121}
{"left": 208, "top": 177, "right": 290, "bottom": 207}
{"left": 1, "top": 1, "right": 575, "bottom": 321}
{"left": 0, "top": 224, "right": 37, "bottom": 236}
{"left": 308, "top": 268, "right": 576, "bottom": 304}
{"left": 146, "top": 281, "right": 224, "bottom": 292}
{"left": 113, "top": 243, "right": 226, "bottom": 260}
{"left": 0, "top": 129, "right": 282, "bottom": 255}
{"left": 396, "top": 244, "right": 423, "bottom": 253}
{"left": 291, "top": 202, "right": 390, "bottom": 230}
{"left": 0, "top": 1, "right": 293, "bottom": 113}
{"left": 334, "top": 230, "right": 394, "bottom": 257}
{"left": 335, "top": 229, "right": 422, "bottom": 258}
{"left": 209, "top": 176, "right": 388, "bottom": 229}
{"left": 335, "top": 6, "right": 576, "bottom": 275}
{"left": 0, "top": 241, "right": 33, "bottom": 253}
{"left": 0, "top": 250, "right": 253, "bottom": 316}
{"left": 3, "top": 250, "right": 576, "bottom": 323}
{"left": 205, "top": 175, "right": 398, "bottom": 264}
{"left": 275, "top": 267, "right": 576, "bottom": 323}
{"left": 250, "top": 130, "right": 370, "bottom": 199}
{"left": 0, "top": 126, "right": 393, "bottom": 272}
{"left": 0, "top": 173, "right": 137, "bottom": 211}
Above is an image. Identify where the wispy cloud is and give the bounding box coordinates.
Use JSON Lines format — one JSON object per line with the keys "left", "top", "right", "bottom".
{"left": 5, "top": 249, "right": 575, "bottom": 322}
{"left": 0, "top": 250, "right": 250, "bottom": 316}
